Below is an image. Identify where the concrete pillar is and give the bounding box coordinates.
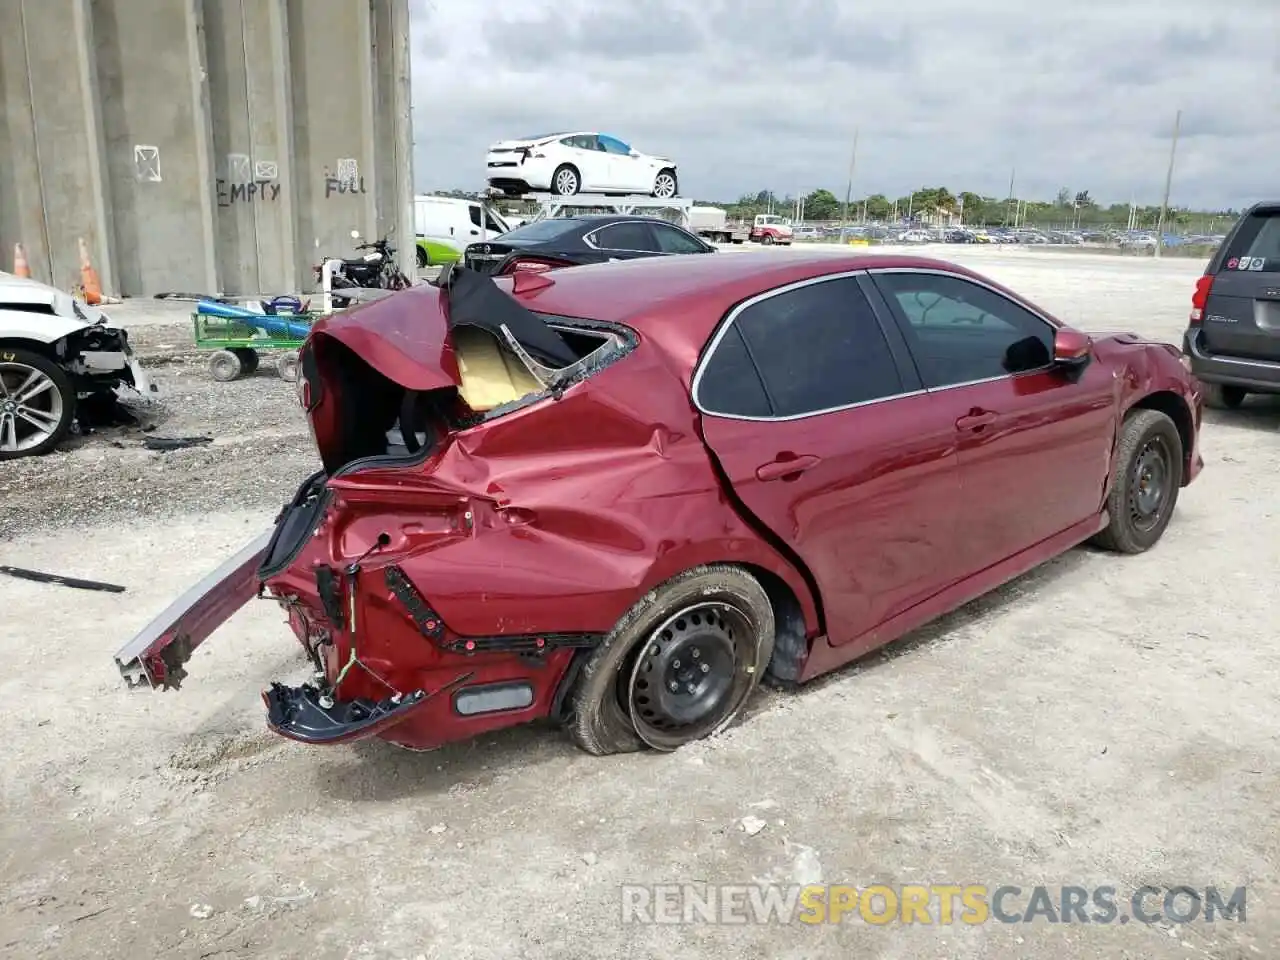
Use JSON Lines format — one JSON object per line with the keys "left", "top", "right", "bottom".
{"left": 72, "top": 0, "right": 119, "bottom": 297}
{"left": 373, "top": 0, "right": 417, "bottom": 281}
{"left": 205, "top": 0, "right": 299, "bottom": 295}
{"left": 287, "top": 0, "right": 381, "bottom": 287}
{"left": 0, "top": 0, "right": 411, "bottom": 299}
{"left": 0, "top": 0, "right": 115, "bottom": 290}
{"left": 92, "top": 0, "right": 219, "bottom": 295}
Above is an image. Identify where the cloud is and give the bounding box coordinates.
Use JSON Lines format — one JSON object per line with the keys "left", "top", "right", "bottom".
{"left": 408, "top": 0, "right": 1279, "bottom": 210}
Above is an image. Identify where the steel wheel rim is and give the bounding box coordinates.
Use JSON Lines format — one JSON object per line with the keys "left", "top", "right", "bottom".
{"left": 1129, "top": 436, "right": 1171, "bottom": 531}
{"left": 555, "top": 169, "right": 577, "bottom": 194}
{"left": 624, "top": 601, "right": 760, "bottom": 751}
{"left": 654, "top": 174, "right": 676, "bottom": 198}
{"left": 0, "top": 362, "right": 64, "bottom": 453}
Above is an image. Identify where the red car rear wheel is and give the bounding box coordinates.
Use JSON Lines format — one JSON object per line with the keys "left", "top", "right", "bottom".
{"left": 566, "top": 565, "right": 776, "bottom": 755}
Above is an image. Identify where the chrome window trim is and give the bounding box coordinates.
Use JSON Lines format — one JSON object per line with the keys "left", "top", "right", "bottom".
{"left": 691, "top": 267, "right": 1061, "bottom": 423}
{"left": 866, "top": 266, "right": 1064, "bottom": 330}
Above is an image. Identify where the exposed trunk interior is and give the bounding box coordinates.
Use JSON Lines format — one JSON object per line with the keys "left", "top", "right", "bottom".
{"left": 312, "top": 318, "right": 627, "bottom": 476}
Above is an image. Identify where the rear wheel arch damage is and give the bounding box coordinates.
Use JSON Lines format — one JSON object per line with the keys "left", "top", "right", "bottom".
{"left": 565, "top": 563, "right": 778, "bottom": 755}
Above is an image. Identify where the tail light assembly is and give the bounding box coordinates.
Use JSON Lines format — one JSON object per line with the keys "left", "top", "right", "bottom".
{"left": 1189, "top": 274, "right": 1214, "bottom": 325}
{"left": 500, "top": 257, "right": 573, "bottom": 276}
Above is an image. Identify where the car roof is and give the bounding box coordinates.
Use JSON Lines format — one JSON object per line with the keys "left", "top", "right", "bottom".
{"left": 570, "top": 213, "right": 678, "bottom": 222}
{"left": 500, "top": 250, "right": 1053, "bottom": 365}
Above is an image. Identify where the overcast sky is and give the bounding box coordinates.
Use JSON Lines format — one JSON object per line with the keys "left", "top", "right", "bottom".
{"left": 408, "top": 0, "right": 1277, "bottom": 210}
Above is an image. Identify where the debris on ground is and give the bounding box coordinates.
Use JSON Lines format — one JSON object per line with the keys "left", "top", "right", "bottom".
{"left": 75, "top": 391, "right": 146, "bottom": 433}
{"left": 143, "top": 435, "right": 214, "bottom": 452}
{"left": 739, "top": 815, "right": 767, "bottom": 836}
{"left": 0, "top": 566, "right": 126, "bottom": 593}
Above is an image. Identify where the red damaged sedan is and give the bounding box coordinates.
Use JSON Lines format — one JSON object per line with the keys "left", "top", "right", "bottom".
{"left": 114, "top": 252, "right": 1204, "bottom": 755}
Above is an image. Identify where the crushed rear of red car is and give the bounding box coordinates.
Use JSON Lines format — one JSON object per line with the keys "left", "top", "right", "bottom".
{"left": 113, "top": 261, "right": 812, "bottom": 752}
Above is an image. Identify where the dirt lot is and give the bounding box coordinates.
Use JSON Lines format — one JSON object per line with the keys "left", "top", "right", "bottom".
{"left": 2, "top": 247, "right": 1277, "bottom": 959}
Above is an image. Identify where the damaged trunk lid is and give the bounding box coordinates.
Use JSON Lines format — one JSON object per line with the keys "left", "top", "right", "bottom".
{"left": 113, "top": 265, "right": 634, "bottom": 696}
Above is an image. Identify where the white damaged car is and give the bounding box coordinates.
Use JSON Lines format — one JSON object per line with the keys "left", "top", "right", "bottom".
{"left": 0, "top": 270, "right": 155, "bottom": 460}
{"left": 485, "top": 132, "right": 679, "bottom": 198}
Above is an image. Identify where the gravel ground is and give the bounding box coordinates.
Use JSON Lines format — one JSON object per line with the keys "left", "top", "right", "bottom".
{"left": 1, "top": 246, "right": 1278, "bottom": 959}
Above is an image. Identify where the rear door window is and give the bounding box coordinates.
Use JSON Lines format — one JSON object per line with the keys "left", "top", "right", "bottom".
{"left": 713, "top": 277, "right": 904, "bottom": 418}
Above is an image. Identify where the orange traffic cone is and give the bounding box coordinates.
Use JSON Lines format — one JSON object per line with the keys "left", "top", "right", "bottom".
{"left": 77, "top": 237, "right": 102, "bottom": 304}
{"left": 12, "top": 242, "right": 30, "bottom": 278}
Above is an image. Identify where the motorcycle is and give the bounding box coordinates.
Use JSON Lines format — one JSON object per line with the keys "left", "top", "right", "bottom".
{"left": 314, "top": 229, "right": 410, "bottom": 308}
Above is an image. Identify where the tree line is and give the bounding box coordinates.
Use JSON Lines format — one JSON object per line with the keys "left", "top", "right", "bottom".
{"left": 716, "top": 187, "right": 1241, "bottom": 232}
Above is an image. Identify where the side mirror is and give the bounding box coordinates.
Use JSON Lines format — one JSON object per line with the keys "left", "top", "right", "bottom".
{"left": 1053, "top": 327, "right": 1092, "bottom": 363}
{"left": 1052, "top": 328, "right": 1092, "bottom": 381}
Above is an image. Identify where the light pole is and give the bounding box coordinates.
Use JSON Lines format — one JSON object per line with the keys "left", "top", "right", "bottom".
{"left": 842, "top": 128, "right": 859, "bottom": 235}
{"left": 1155, "top": 109, "right": 1182, "bottom": 258}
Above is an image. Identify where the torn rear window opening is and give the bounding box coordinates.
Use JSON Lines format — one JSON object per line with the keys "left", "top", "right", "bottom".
{"left": 313, "top": 266, "right": 637, "bottom": 475}
{"left": 433, "top": 263, "right": 636, "bottom": 396}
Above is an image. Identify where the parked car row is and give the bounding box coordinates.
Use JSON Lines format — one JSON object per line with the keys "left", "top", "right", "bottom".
{"left": 763, "top": 223, "right": 1226, "bottom": 249}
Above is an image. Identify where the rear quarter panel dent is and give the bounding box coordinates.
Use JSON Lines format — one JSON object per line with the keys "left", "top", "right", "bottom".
{"left": 389, "top": 350, "right": 820, "bottom": 638}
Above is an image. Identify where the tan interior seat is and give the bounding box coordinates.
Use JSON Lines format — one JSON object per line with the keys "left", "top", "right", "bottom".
{"left": 452, "top": 325, "right": 544, "bottom": 411}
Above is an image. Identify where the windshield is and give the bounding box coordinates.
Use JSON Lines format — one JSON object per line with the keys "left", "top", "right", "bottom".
{"left": 499, "top": 218, "right": 584, "bottom": 242}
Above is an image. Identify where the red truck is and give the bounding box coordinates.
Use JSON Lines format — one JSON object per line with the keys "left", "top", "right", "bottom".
{"left": 749, "top": 214, "right": 794, "bottom": 245}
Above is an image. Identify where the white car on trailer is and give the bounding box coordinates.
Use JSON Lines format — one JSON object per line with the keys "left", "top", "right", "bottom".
{"left": 486, "top": 132, "right": 679, "bottom": 199}
{"left": 0, "top": 270, "right": 154, "bottom": 460}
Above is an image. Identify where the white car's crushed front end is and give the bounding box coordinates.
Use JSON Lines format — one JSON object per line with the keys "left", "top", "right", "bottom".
{"left": 0, "top": 270, "right": 156, "bottom": 408}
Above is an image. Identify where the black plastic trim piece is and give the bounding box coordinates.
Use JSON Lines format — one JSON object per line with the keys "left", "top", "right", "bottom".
{"left": 384, "top": 565, "right": 445, "bottom": 639}
{"left": 382, "top": 564, "right": 602, "bottom": 656}
{"left": 314, "top": 565, "right": 345, "bottom": 628}
{"left": 259, "top": 470, "right": 330, "bottom": 578}
{"left": 550, "top": 650, "right": 588, "bottom": 723}
{"left": 264, "top": 682, "right": 425, "bottom": 743}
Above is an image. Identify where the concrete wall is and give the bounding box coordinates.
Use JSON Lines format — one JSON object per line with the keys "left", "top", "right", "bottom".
{"left": 0, "top": 0, "right": 412, "bottom": 297}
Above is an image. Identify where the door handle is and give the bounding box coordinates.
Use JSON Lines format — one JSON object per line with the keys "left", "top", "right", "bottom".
{"left": 469, "top": 229, "right": 479, "bottom": 235}
{"left": 756, "top": 455, "right": 821, "bottom": 482}
{"left": 956, "top": 408, "right": 997, "bottom": 430}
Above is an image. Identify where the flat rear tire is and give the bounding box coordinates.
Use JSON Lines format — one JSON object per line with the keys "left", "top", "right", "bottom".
{"left": 567, "top": 565, "right": 775, "bottom": 756}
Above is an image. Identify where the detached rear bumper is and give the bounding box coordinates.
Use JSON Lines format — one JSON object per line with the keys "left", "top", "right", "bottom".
{"left": 113, "top": 530, "right": 272, "bottom": 689}
{"left": 1183, "top": 328, "right": 1280, "bottom": 392}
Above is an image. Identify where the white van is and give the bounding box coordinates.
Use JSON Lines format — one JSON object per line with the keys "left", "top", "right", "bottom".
{"left": 413, "top": 196, "right": 513, "bottom": 267}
